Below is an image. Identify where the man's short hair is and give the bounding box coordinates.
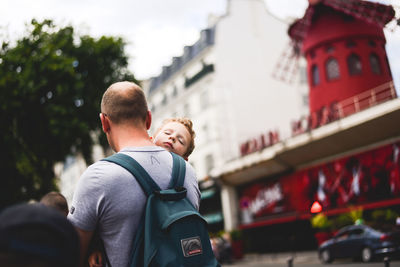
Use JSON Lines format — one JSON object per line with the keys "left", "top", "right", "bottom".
{"left": 0, "top": 203, "right": 80, "bottom": 267}
{"left": 101, "top": 81, "right": 148, "bottom": 125}
{"left": 40, "top": 191, "right": 69, "bottom": 216}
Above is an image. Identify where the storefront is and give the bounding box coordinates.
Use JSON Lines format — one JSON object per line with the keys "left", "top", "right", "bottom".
{"left": 236, "top": 141, "right": 400, "bottom": 252}
{"left": 199, "top": 177, "right": 224, "bottom": 233}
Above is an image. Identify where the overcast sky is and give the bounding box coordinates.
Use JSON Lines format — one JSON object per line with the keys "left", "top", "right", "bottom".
{"left": 1, "top": 0, "right": 399, "bottom": 87}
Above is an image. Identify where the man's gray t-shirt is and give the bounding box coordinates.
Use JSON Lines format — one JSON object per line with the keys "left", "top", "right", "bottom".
{"left": 68, "top": 146, "right": 201, "bottom": 267}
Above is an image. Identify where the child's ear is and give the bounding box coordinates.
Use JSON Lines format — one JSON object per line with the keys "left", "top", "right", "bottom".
{"left": 184, "top": 156, "right": 188, "bottom": 161}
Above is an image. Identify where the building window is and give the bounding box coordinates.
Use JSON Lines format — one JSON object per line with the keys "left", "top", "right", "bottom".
{"left": 303, "top": 94, "right": 309, "bottom": 106}
{"left": 311, "top": 65, "right": 320, "bottom": 86}
{"left": 347, "top": 53, "right": 362, "bottom": 75}
{"left": 200, "top": 91, "right": 209, "bottom": 109}
{"left": 325, "top": 46, "right": 335, "bottom": 53}
{"left": 202, "top": 124, "right": 209, "bottom": 141}
{"left": 172, "top": 86, "right": 178, "bottom": 97}
{"left": 346, "top": 40, "right": 356, "bottom": 48}
{"left": 184, "top": 64, "right": 214, "bottom": 88}
{"left": 161, "top": 94, "right": 167, "bottom": 105}
{"left": 368, "top": 40, "right": 376, "bottom": 47}
{"left": 205, "top": 154, "right": 214, "bottom": 174}
{"left": 183, "top": 103, "right": 190, "bottom": 117}
{"left": 150, "top": 104, "right": 156, "bottom": 113}
{"left": 326, "top": 58, "right": 340, "bottom": 81}
{"left": 299, "top": 66, "right": 308, "bottom": 84}
{"left": 369, "top": 53, "right": 381, "bottom": 74}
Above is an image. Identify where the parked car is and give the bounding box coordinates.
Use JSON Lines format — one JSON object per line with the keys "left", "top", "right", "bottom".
{"left": 318, "top": 224, "right": 400, "bottom": 263}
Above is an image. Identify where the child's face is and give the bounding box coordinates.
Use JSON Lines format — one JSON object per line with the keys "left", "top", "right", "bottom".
{"left": 154, "top": 121, "right": 191, "bottom": 158}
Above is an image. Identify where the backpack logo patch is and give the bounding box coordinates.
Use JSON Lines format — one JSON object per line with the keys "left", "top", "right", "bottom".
{"left": 181, "top": 236, "right": 203, "bottom": 257}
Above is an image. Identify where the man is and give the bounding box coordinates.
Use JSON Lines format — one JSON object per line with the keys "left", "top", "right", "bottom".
{"left": 68, "top": 81, "right": 201, "bottom": 267}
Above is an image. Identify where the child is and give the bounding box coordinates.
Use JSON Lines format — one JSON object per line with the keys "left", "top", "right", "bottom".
{"left": 152, "top": 117, "right": 195, "bottom": 160}
{"left": 88, "top": 117, "right": 196, "bottom": 267}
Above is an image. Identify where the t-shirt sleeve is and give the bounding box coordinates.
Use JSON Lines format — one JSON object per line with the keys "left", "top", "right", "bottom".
{"left": 67, "top": 163, "right": 106, "bottom": 231}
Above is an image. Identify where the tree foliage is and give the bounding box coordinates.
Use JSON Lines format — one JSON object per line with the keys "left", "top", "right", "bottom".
{"left": 0, "top": 19, "right": 137, "bottom": 208}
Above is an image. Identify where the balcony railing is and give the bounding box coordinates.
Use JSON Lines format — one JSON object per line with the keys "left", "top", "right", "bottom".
{"left": 184, "top": 64, "right": 214, "bottom": 88}
{"left": 291, "top": 81, "right": 397, "bottom": 136}
{"left": 338, "top": 81, "right": 397, "bottom": 117}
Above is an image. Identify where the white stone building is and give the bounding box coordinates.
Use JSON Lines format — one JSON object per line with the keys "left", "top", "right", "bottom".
{"left": 143, "top": 0, "right": 308, "bottom": 230}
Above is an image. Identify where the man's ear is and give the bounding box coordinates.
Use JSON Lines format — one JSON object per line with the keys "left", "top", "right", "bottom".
{"left": 100, "top": 113, "right": 110, "bottom": 133}
{"left": 145, "top": 110, "right": 152, "bottom": 130}
{"left": 184, "top": 156, "right": 188, "bottom": 161}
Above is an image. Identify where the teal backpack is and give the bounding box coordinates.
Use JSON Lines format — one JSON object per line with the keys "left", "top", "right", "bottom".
{"left": 103, "top": 152, "right": 220, "bottom": 267}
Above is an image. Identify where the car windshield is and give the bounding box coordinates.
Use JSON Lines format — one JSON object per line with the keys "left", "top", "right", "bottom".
{"left": 334, "top": 225, "right": 383, "bottom": 238}
{"left": 334, "top": 227, "right": 350, "bottom": 237}
{"left": 365, "top": 226, "right": 383, "bottom": 237}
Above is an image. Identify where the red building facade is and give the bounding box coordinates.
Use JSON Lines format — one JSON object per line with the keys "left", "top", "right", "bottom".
{"left": 239, "top": 142, "right": 400, "bottom": 226}
{"left": 231, "top": 0, "right": 399, "bottom": 253}
{"left": 289, "top": 0, "right": 395, "bottom": 114}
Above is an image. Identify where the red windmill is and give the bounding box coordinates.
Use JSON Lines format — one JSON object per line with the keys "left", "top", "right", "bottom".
{"left": 286, "top": 0, "right": 397, "bottom": 117}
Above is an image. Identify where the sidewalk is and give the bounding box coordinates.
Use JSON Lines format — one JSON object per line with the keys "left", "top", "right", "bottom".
{"left": 223, "top": 250, "right": 319, "bottom": 266}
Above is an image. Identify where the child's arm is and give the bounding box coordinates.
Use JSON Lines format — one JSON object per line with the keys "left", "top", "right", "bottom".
{"left": 88, "top": 250, "right": 103, "bottom": 267}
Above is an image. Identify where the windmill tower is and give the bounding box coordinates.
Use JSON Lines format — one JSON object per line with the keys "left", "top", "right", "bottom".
{"left": 287, "top": 0, "right": 396, "bottom": 115}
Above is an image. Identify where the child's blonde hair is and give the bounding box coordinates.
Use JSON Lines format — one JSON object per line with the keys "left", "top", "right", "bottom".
{"left": 155, "top": 117, "right": 196, "bottom": 158}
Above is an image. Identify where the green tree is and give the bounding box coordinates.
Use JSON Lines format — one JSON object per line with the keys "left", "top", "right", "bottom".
{"left": 0, "top": 19, "right": 137, "bottom": 208}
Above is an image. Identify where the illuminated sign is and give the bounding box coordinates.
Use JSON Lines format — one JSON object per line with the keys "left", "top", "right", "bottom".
{"left": 240, "top": 130, "right": 280, "bottom": 156}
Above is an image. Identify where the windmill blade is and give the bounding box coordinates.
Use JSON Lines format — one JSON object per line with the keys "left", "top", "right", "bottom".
{"left": 387, "top": 1, "right": 400, "bottom": 32}
{"left": 271, "top": 40, "right": 301, "bottom": 84}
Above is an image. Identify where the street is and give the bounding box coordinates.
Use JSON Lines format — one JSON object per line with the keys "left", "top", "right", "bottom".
{"left": 226, "top": 262, "right": 400, "bottom": 267}
{"left": 222, "top": 251, "right": 400, "bottom": 267}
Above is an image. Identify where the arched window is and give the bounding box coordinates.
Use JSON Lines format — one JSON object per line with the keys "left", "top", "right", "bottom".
{"left": 326, "top": 58, "right": 340, "bottom": 81}
{"left": 325, "top": 46, "right": 335, "bottom": 53}
{"left": 369, "top": 53, "right": 381, "bottom": 74}
{"left": 311, "top": 64, "right": 320, "bottom": 86}
{"left": 368, "top": 40, "right": 376, "bottom": 47}
{"left": 347, "top": 53, "right": 362, "bottom": 75}
{"left": 346, "top": 40, "right": 356, "bottom": 48}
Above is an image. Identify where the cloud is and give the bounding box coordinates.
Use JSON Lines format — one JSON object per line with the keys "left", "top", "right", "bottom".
{"left": 1, "top": 0, "right": 227, "bottom": 79}
{"left": 386, "top": 29, "right": 400, "bottom": 93}
{"left": 130, "top": 23, "right": 201, "bottom": 79}
{"left": 1, "top": 0, "right": 398, "bottom": 83}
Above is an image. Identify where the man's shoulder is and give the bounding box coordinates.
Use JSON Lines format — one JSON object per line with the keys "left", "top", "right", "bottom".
{"left": 80, "top": 159, "right": 125, "bottom": 182}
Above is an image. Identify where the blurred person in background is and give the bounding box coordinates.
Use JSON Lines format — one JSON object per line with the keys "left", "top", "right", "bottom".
{"left": 0, "top": 202, "right": 80, "bottom": 267}
{"left": 40, "top": 191, "right": 69, "bottom": 216}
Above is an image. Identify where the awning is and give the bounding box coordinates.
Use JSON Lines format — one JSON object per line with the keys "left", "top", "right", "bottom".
{"left": 240, "top": 198, "right": 400, "bottom": 230}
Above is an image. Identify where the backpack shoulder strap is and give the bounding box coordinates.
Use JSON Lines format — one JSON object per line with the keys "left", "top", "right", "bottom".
{"left": 168, "top": 152, "right": 186, "bottom": 188}
{"left": 102, "top": 153, "right": 160, "bottom": 196}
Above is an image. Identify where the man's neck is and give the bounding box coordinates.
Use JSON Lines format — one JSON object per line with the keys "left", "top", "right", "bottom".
{"left": 112, "top": 126, "right": 155, "bottom": 152}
